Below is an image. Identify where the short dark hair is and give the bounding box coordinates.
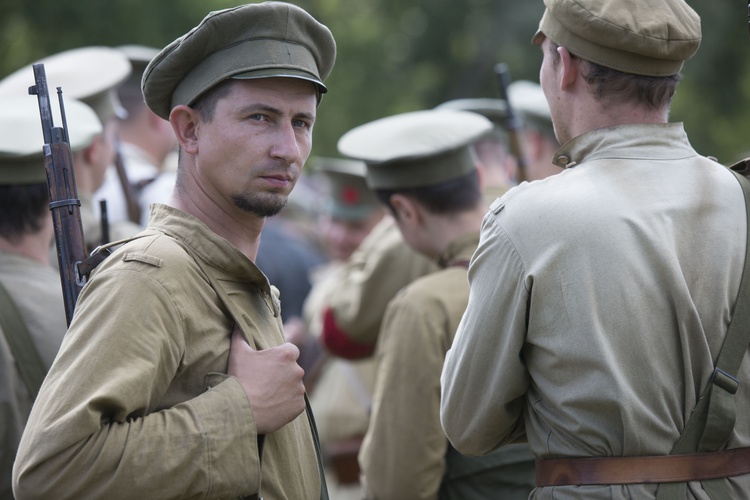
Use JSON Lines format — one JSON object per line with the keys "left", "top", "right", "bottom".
{"left": 375, "top": 169, "right": 482, "bottom": 215}
{"left": 548, "top": 40, "right": 681, "bottom": 110}
{"left": 579, "top": 60, "right": 681, "bottom": 110}
{"left": 190, "top": 79, "right": 236, "bottom": 122}
{"left": 0, "top": 183, "right": 49, "bottom": 243}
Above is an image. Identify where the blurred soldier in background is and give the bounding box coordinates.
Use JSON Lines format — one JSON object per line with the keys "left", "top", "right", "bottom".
{"left": 435, "top": 97, "right": 518, "bottom": 198}
{"left": 106, "top": 44, "right": 178, "bottom": 227}
{"left": 0, "top": 46, "right": 140, "bottom": 248}
{"left": 0, "top": 96, "right": 102, "bottom": 499}
{"left": 318, "top": 86, "right": 548, "bottom": 360}
{"left": 339, "top": 108, "right": 536, "bottom": 499}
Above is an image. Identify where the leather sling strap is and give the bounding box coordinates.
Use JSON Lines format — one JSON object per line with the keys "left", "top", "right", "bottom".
{"left": 0, "top": 279, "right": 48, "bottom": 398}
{"left": 187, "top": 249, "right": 329, "bottom": 500}
{"left": 536, "top": 167, "right": 750, "bottom": 496}
{"left": 535, "top": 447, "right": 750, "bottom": 487}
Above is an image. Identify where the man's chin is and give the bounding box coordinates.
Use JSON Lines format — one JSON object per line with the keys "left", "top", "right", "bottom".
{"left": 233, "top": 193, "right": 288, "bottom": 218}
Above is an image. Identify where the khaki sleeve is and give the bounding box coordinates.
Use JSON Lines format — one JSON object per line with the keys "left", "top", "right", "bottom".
{"left": 441, "top": 214, "right": 529, "bottom": 456}
{"left": 360, "top": 288, "right": 448, "bottom": 499}
{"left": 12, "top": 268, "right": 261, "bottom": 500}
{"left": 324, "top": 216, "right": 437, "bottom": 345}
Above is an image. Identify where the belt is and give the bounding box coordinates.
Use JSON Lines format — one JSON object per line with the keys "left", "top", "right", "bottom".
{"left": 536, "top": 447, "right": 750, "bottom": 487}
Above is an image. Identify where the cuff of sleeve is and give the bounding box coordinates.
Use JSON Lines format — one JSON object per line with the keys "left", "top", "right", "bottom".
{"left": 189, "top": 375, "right": 261, "bottom": 496}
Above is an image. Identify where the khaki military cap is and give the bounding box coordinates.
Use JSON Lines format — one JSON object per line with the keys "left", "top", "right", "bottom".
{"left": 0, "top": 46, "right": 131, "bottom": 123}
{"left": 142, "top": 1, "right": 337, "bottom": 120}
{"left": 0, "top": 96, "right": 102, "bottom": 184}
{"left": 507, "top": 80, "right": 554, "bottom": 137}
{"left": 118, "top": 44, "right": 160, "bottom": 86}
{"left": 338, "top": 109, "right": 493, "bottom": 190}
{"left": 532, "top": 0, "right": 701, "bottom": 77}
{"left": 311, "top": 157, "right": 380, "bottom": 220}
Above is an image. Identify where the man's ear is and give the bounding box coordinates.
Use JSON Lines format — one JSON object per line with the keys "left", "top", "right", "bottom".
{"left": 390, "top": 193, "right": 421, "bottom": 227}
{"left": 169, "top": 105, "right": 200, "bottom": 154}
{"left": 558, "top": 46, "right": 579, "bottom": 91}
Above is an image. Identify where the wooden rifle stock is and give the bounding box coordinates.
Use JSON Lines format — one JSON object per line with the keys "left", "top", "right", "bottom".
{"left": 28, "top": 63, "right": 88, "bottom": 326}
{"left": 494, "top": 62, "right": 528, "bottom": 184}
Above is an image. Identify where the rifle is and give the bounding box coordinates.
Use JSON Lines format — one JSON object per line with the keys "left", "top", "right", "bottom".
{"left": 114, "top": 146, "right": 142, "bottom": 224}
{"left": 28, "top": 64, "right": 107, "bottom": 325}
{"left": 494, "top": 63, "right": 528, "bottom": 184}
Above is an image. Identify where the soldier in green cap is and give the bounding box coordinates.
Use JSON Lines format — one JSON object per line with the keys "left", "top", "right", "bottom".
{"left": 0, "top": 95, "right": 102, "bottom": 499}
{"left": 317, "top": 96, "right": 523, "bottom": 362}
{"left": 337, "top": 108, "right": 535, "bottom": 499}
{"left": 13, "top": 3, "right": 336, "bottom": 499}
{"left": 442, "top": 0, "right": 750, "bottom": 498}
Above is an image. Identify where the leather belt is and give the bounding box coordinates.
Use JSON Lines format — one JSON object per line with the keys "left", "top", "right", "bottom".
{"left": 536, "top": 447, "right": 750, "bottom": 487}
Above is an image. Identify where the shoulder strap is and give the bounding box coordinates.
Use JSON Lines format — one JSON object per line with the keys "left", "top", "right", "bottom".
{"left": 0, "top": 279, "right": 48, "bottom": 398}
{"left": 186, "top": 248, "right": 329, "bottom": 500}
{"left": 657, "top": 167, "right": 750, "bottom": 499}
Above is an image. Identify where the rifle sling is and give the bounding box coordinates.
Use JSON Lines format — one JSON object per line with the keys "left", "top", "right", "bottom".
{"left": 185, "top": 246, "right": 329, "bottom": 500}
{"left": 0, "top": 279, "right": 48, "bottom": 398}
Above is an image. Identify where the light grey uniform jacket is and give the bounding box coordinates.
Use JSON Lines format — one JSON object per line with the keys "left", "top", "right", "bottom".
{"left": 441, "top": 123, "right": 750, "bottom": 499}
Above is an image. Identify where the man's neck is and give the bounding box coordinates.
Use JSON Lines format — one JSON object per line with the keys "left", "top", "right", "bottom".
{"left": 0, "top": 233, "right": 53, "bottom": 266}
{"left": 570, "top": 97, "right": 669, "bottom": 141}
{"left": 171, "top": 190, "right": 265, "bottom": 261}
{"left": 424, "top": 204, "right": 486, "bottom": 261}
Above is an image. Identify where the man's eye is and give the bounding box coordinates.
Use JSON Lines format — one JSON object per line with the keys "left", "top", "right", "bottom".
{"left": 249, "top": 114, "right": 266, "bottom": 121}
{"left": 293, "top": 119, "right": 311, "bottom": 129}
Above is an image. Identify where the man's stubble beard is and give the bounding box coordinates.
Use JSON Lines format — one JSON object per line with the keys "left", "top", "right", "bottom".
{"left": 232, "top": 191, "right": 288, "bottom": 218}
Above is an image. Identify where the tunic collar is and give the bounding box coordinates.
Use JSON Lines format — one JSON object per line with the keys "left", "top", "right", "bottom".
{"left": 437, "top": 231, "right": 480, "bottom": 269}
{"left": 147, "top": 204, "right": 272, "bottom": 293}
{"left": 551, "top": 123, "right": 696, "bottom": 169}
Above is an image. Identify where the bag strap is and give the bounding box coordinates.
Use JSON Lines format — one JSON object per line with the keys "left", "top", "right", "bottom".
{"left": 187, "top": 249, "right": 329, "bottom": 500}
{"left": 657, "top": 167, "right": 750, "bottom": 499}
{"left": 0, "top": 279, "right": 48, "bottom": 398}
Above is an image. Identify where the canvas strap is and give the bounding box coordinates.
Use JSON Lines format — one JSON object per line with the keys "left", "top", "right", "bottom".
{"left": 0, "top": 279, "right": 48, "bottom": 398}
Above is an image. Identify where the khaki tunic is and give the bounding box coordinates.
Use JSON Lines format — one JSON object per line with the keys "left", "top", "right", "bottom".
{"left": 0, "top": 252, "right": 66, "bottom": 499}
{"left": 13, "top": 204, "right": 320, "bottom": 500}
{"left": 441, "top": 123, "right": 750, "bottom": 498}
{"left": 322, "top": 215, "right": 437, "bottom": 346}
{"left": 360, "top": 233, "right": 535, "bottom": 500}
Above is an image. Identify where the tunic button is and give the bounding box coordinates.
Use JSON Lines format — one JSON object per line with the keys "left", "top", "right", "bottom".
{"left": 557, "top": 155, "right": 571, "bottom": 167}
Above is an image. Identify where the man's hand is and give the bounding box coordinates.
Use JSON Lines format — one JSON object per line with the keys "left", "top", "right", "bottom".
{"left": 228, "top": 326, "right": 306, "bottom": 434}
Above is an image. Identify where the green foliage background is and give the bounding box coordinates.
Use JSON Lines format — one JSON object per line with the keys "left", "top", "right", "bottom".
{"left": 2, "top": 0, "right": 749, "bottom": 164}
